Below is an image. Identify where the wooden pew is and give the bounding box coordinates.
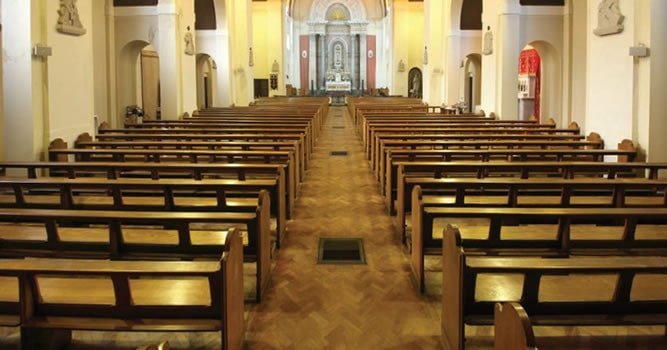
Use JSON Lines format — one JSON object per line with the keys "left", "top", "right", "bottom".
{"left": 48, "top": 142, "right": 299, "bottom": 209}
{"left": 85, "top": 134, "right": 307, "bottom": 180}
{"left": 0, "top": 161, "right": 296, "bottom": 219}
{"left": 371, "top": 132, "right": 594, "bottom": 171}
{"left": 0, "top": 228, "right": 244, "bottom": 349}
{"left": 410, "top": 184, "right": 667, "bottom": 292}
{"left": 441, "top": 219, "right": 667, "bottom": 349}
{"left": 366, "top": 122, "right": 579, "bottom": 157}
{"left": 494, "top": 303, "right": 537, "bottom": 350}
{"left": 379, "top": 136, "right": 611, "bottom": 189}
{"left": 0, "top": 194, "right": 270, "bottom": 302}
{"left": 0, "top": 176, "right": 287, "bottom": 248}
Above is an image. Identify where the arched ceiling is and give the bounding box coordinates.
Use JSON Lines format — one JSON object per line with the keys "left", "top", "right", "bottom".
{"left": 195, "top": 0, "right": 216, "bottom": 30}
{"left": 460, "top": 0, "right": 482, "bottom": 30}
{"left": 289, "top": 0, "right": 387, "bottom": 21}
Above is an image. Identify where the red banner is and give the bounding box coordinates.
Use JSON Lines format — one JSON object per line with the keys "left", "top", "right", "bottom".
{"left": 366, "top": 35, "right": 376, "bottom": 90}
{"left": 519, "top": 49, "right": 541, "bottom": 119}
{"left": 300, "top": 36, "right": 309, "bottom": 95}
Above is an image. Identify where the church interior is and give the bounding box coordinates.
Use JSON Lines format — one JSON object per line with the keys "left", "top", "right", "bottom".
{"left": 0, "top": 0, "right": 667, "bottom": 349}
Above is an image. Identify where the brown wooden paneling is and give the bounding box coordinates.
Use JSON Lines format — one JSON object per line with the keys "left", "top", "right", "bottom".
{"left": 195, "top": 0, "right": 216, "bottom": 30}
{"left": 113, "top": 0, "right": 157, "bottom": 6}
{"left": 520, "top": 0, "right": 565, "bottom": 5}
{"left": 460, "top": 0, "right": 483, "bottom": 30}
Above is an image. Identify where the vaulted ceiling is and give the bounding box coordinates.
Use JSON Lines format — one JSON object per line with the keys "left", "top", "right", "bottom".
{"left": 289, "top": 0, "right": 388, "bottom": 21}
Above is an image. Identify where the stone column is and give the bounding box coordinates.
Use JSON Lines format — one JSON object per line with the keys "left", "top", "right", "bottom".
{"left": 157, "top": 0, "right": 182, "bottom": 119}
{"left": 308, "top": 34, "right": 317, "bottom": 93}
{"left": 319, "top": 35, "right": 326, "bottom": 90}
{"left": 360, "top": 33, "right": 367, "bottom": 92}
{"left": 496, "top": 7, "right": 521, "bottom": 120}
{"left": 224, "top": 0, "right": 253, "bottom": 106}
{"left": 350, "top": 34, "right": 357, "bottom": 90}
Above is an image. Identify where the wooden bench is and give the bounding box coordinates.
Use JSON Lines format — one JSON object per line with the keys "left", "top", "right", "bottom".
{"left": 366, "top": 123, "right": 580, "bottom": 157}
{"left": 410, "top": 185, "right": 667, "bottom": 293}
{"left": 441, "top": 225, "right": 667, "bottom": 349}
{"left": 48, "top": 143, "right": 300, "bottom": 205}
{"left": 403, "top": 176, "right": 667, "bottom": 240}
{"left": 378, "top": 136, "right": 611, "bottom": 188}
{"left": 0, "top": 228, "right": 244, "bottom": 349}
{"left": 86, "top": 134, "right": 307, "bottom": 180}
{"left": 0, "top": 195, "right": 271, "bottom": 301}
{"left": 0, "top": 176, "right": 287, "bottom": 247}
{"left": 371, "top": 133, "right": 596, "bottom": 172}
{"left": 0, "top": 161, "right": 297, "bottom": 219}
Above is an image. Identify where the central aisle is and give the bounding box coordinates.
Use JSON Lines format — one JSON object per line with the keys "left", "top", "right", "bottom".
{"left": 246, "top": 107, "right": 442, "bottom": 348}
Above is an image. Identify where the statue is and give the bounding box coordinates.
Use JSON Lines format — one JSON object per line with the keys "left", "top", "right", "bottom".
{"left": 56, "top": 0, "right": 86, "bottom": 36}
{"left": 398, "top": 60, "right": 406, "bottom": 72}
{"left": 423, "top": 46, "right": 428, "bottom": 65}
{"left": 482, "top": 27, "right": 493, "bottom": 55}
{"left": 594, "top": 0, "right": 625, "bottom": 36}
{"left": 408, "top": 68, "right": 422, "bottom": 99}
{"left": 184, "top": 28, "right": 195, "bottom": 56}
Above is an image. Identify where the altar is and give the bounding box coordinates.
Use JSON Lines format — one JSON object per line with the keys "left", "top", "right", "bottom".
{"left": 325, "top": 70, "right": 351, "bottom": 105}
{"left": 325, "top": 81, "right": 351, "bottom": 92}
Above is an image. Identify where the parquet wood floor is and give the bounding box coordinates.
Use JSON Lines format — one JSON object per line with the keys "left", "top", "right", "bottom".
{"left": 0, "top": 107, "right": 666, "bottom": 349}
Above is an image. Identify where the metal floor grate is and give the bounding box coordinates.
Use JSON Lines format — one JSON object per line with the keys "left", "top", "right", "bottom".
{"left": 330, "top": 151, "right": 348, "bottom": 156}
{"left": 318, "top": 238, "right": 366, "bottom": 264}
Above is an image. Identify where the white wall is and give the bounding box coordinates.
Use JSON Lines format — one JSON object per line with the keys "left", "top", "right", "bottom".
{"left": 585, "top": 0, "right": 635, "bottom": 148}
{"left": 46, "top": 0, "right": 96, "bottom": 145}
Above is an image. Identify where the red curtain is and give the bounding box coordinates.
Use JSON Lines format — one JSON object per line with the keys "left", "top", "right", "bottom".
{"left": 519, "top": 49, "right": 541, "bottom": 120}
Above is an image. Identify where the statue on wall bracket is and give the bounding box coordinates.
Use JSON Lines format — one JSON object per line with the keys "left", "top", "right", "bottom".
{"left": 184, "top": 27, "right": 195, "bottom": 56}
{"left": 482, "top": 26, "right": 493, "bottom": 55}
{"left": 594, "top": 0, "right": 625, "bottom": 36}
{"left": 57, "top": 0, "right": 86, "bottom": 36}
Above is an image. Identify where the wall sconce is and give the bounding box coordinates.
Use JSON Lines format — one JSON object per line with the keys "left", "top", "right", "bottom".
{"left": 423, "top": 46, "right": 428, "bottom": 65}
{"left": 271, "top": 60, "right": 280, "bottom": 73}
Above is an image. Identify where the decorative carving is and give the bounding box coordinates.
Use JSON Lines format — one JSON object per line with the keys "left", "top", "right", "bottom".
{"left": 271, "top": 60, "right": 280, "bottom": 73}
{"left": 301, "top": 50, "right": 308, "bottom": 59}
{"left": 423, "top": 46, "right": 428, "bottom": 65}
{"left": 594, "top": 0, "right": 624, "bottom": 36}
{"left": 398, "top": 60, "right": 406, "bottom": 72}
{"left": 56, "top": 0, "right": 86, "bottom": 36}
{"left": 310, "top": 0, "right": 367, "bottom": 23}
{"left": 184, "top": 27, "right": 195, "bottom": 56}
{"left": 482, "top": 27, "right": 493, "bottom": 55}
{"left": 367, "top": 50, "right": 374, "bottom": 59}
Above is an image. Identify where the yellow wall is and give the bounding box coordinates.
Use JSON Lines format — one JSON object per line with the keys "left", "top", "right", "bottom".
{"left": 252, "top": 0, "right": 284, "bottom": 96}
{"left": 392, "top": 0, "right": 424, "bottom": 96}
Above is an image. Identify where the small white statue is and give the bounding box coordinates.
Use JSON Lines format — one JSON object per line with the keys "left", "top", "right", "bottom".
{"left": 184, "top": 29, "right": 195, "bottom": 56}
{"left": 482, "top": 27, "right": 493, "bottom": 55}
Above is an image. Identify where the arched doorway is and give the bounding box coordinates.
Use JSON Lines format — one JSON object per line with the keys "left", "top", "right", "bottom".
{"left": 118, "top": 40, "right": 160, "bottom": 125}
{"left": 408, "top": 67, "right": 422, "bottom": 99}
{"left": 464, "top": 53, "right": 482, "bottom": 113}
{"left": 517, "top": 41, "right": 561, "bottom": 123}
{"left": 196, "top": 53, "right": 217, "bottom": 109}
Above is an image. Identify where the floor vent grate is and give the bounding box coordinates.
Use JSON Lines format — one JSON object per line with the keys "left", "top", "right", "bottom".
{"left": 318, "top": 238, "right": 366, "bottom": 264}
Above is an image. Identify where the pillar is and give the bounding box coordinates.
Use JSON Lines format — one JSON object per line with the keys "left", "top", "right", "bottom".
{"left": 496, "top": 1, "right": 521, "bottom": 119}
{"left": 423, "top": 0, "right": 446, "bottom": 105}
{"left": 157, "top": 0, "right": 182, "bottom": 119}
{"left": 225, "top": 0, "right": 253, "bottom": 105}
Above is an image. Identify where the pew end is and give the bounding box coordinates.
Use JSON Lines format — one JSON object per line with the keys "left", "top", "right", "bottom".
{"left": 618, "top": 139, "right": 636, "bottom": 162}
{"left": 568, "top": 121, "right": 580, "bottom": 131}
{"left": 442, "top": 223, "right": 465, "bottom": 350}
{"left": 74, "top": 132, "right": 93, "bottom": 149}
{"left": 98, "top": 121, "right": 111, "bottom": 131}
{"left": 137, "top": 341, "right": 170, "bottom": 350}
{"left": 48, "top": 138, "right": 68, "bottom": 162}
{"left": 586, "top": 132, "right": 604, "bottom": 149}
{"left": 494, "top": 303, "right": 538, "bottom": 350}
{"left": 545, "top": 117, "right": 556, "bottom": 126}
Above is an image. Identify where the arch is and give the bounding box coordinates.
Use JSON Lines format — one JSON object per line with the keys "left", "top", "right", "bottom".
{"left": 463, "top": 53, "right": 482, "bottom": 113}
{"left": 196, "top": 53, "right": 218, "bottom": 109}
{"left": 117, "top": 40, "right": 160, "bottom": 125}
{"left": 310, "top": 0, "right": 367, "bottom": 22}
{"left": 408, "top": 67, "right": 423, "bottom": 99}
{"left": 325, "top": 3, "right": 351, "bottom": 21}
{"left": 524, "top": 40, "right": 561, "bottom": 124}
